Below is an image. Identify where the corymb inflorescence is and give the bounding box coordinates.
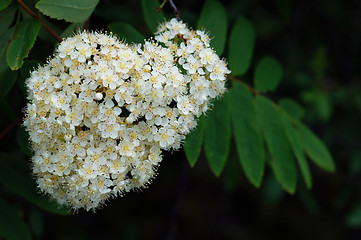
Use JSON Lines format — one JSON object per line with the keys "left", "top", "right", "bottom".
{"left": 23, "top": 18, "right": 230, "bottom": 211}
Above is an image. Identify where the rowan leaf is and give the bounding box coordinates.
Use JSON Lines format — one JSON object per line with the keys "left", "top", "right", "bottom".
{"left": 204, "top": 94, "right": 231, "bottom": 176}
{"left": 0, "top": 197, "right": 32, "bottom": 240}
{"left": 256, "top": 96, "right": 297, "bottom": 193}
{"left": 36, "top": 0, "right": 99, "bottom": 23}
{"left": 230, "top": 82, "right": 265, "bottom": 187}
{"left": 184, "top": 116, "right": 205, "bottom": 167}
{"left": 0, "top": 153, "right": 70, "bottom": 215}
{"left": 108, "top": 22, "right": 144, "bottom": 44}
{"left": 6, "top": 20, "right": 41, "bottom": 70}
{"left": 254, "top": 56, "right": 283, "bottom": 92}
{"left": 197, "top": 0, "right": 227, "bottom": 55}
{"left": 228, "top": 15, "right": 255, "bottom": 76}
{"left": 141, "top": 0, "right": 164, "bottom": 33}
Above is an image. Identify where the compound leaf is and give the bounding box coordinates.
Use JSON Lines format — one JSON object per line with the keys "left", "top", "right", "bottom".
{"left": 230, "top": 82, "right": 265, "bottom": 187}
{"left": 204, "top": 94, "right": 231, "bottom": 176}
{"left": 256, "top": 96, "right": 297, "bottom": 194}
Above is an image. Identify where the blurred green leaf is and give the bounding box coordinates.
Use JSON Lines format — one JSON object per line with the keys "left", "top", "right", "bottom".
{"left": 197, "top": 0, "right": 227, "bottom": 55}
{"left": 254, "top": 16, "right": 283, "bottom": 38}
{"left": 312, "top": 45, "right": 327, "bottom": 80}
{"left": 302, "top": 90, "right": 331, "bottom": 122}
{"left": 6, "top": 20, "right": 41, "bottom": 70}
{"left": 349, "top": 151, "right": 361, "bottom": 175}
{"left": 0, "top": 67, "right": 17, "bottom": 98}
{"left": 223, "top": 147, "right": 241, "bottom": 192}
{"left": 0, "top": 4, "right": 16, "bottom": 36}
{"left": 297, "top": 121, "right": 335, "bottom": 172}
{"left": 0, "top": 153, "right": 71, "bottom": 215}
{"left": 0, "top": 197, "right": 32, "bottom": 240}
{"left": 37, "top": 18, "right": 61, "bottom": 43}
{"left": 184, "top": 116, "right": 205, "bottom": 167}
{"left": 261, "top": 174, "right": 284, "bottom": 204}
{"left": 36, "top": 0, "right": 99, "bottom": 23}
{"left": 0, "top": 0, "right": 11, "bottom": 11}
{"left": 230, "top": 82, "right": 265, "bottom": 187}
{"left": 281, "top": 113, "right": 312, "bottom": 189}
{"left": 297, "top": 180, "right": 320, "bottom": 214}
{"left": 0, "top": 98, "right": 15, "bottom": 125}
{"left": 16, "top": 126, "right": 32, "bottom": 157}
{"left": 254, "top": 56, "right": 283, "bottom": 92}
{"left": 274, "top": 0, "right": 291, "bottom": 23}
{"left": 141, "top": 0, "right": 164, "bottom": 33}
{"left": 256, "top": 96, "right": 297, "bottom": 194}
{"left": 108, "top": 22, "right": 144, "bottom": 44}
{"left": 28, "top": 208, "right": 44, "bottom": 239}
{"left": 204, "top": 94, "right": 231, "bottom": 176}
{"left": 60, "top": 22, "right": 84, "bottom": 39}
{"left": 180, "top": 10, "right": 197, "bottom": 28}
{"left": 94, "top": 4, "right": 140, "bottom": 26}
{"left": 0, "top": 29, "right": 14, "bottom": 76}
{"left": 346, "top": 203, "right": 361, "bottom": 228}
{"left": 228, "top": 15, "right": 255, "bottom": 76}
{"left": 279, "top": 98, "right": 305, "bottom": 120}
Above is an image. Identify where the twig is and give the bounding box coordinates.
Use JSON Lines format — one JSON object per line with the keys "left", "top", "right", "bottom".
{"left": 228, "top": 75, "right": 261, "bottom": 95}
{"left": 16, "top": 0, "right": 62, "bottom": 43}
{"left": 0, "top": 117, "right": 21, "bottom": 140}
{"left": 157, "top": 0, "right": 181, "bottom": 20}
{"left": 168, "top": 0, "right": 181, "bottom": 20}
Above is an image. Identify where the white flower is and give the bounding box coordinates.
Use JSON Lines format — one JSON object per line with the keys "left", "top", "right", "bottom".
{"left": 24, "top": 18, "right": 230, "bottom": 211}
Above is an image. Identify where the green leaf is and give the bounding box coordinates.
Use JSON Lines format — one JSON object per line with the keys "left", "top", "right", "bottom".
{"left": 281, "top": 113, "right": 312, "bottom": 189}
{"left": 0, "top": 4, "right": 16, "bottom": 36}
{"left": 94, "top": 4, "right": 140, "bottom": 26}
{"left": 0, "top": 197, "right": 32, "bottom": 240}
{"left": 279, "top": 98, "right": 305, "bottom": 120}
{"left": 197, "top": 0, "right": 227, "bottom": 55}
{"left": 35, "top": 0, "right": 99, "bottom": 23}
{"left": 223, "top": 147, "right": 241, "bottom": 192}
{"left": 254, "top": 56, "right": 283, "bottom": 92}
{"left": 0, "top": 67, "right": 17, "bottom": 98}
{"left": 184, "top": 116, "right": 205, "bottom": 167}
{"left": 0, "top": 153, "right": 71, "bottom": 215}
{"left": 297, "top": 121, "right": 335, "bottom": 172}
{"left": 0, "top": 98, "right": 15, "bottom": 125}
{"left": 204, "top": 94, "right": 231, "bottom": 176}
{"left": 141, "top": 0, "right": 165, "bottom": 33}
{"left": 37, "top": 18, "right": 61, "bottom": 43}
{"left": 256, "top": 95, "right": 297, "bottom": 193}
{"left": 60, "top": 22, "right": 84, "bottom": 39}
{"left": 0, "top": 0, "right": 11, "bottom": 11}
{"left": 108, "top": 22, "right": 144, "bottom": 44}
{"left": 261, "top": 174, "right": 284, "bottom": 204}
{"left": 346, "top": 203, "right": 361, "bottom": 228}
{"left": 301, "top": 90, "right": 331, "bottom": 122}
{"left": 6, "top": 20, "right": 41, "bottom": 70}
{"left": 230, "top": 82, "right": 265, "bottom": 187}
{"left": 0, "top": 28, "right": 14, "bottom": 72}
{"left": 16, "top": 126, "right": 32, "bottom": 157}
{"left": 228, "top": 15, "right": 255, "bottom": 76}
{"left": 28, "top": 208, "right": 44, "bottom": 239}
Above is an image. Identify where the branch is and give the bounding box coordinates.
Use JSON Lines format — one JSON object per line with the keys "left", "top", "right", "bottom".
{"left": 157, "top": 0, "right": 181, "bottom": 20}
{"left": 16, "top": 0, "right": 62, "bottom": 43}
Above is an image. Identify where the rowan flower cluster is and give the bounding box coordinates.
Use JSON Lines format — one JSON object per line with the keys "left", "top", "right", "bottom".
{"left": 23, "top": 18, "right": 230, "bottom": 211}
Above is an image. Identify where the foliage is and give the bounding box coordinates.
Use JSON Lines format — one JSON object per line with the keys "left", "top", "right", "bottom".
{"left": 0, "top": 0, "right": 359, "bottom": 239}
